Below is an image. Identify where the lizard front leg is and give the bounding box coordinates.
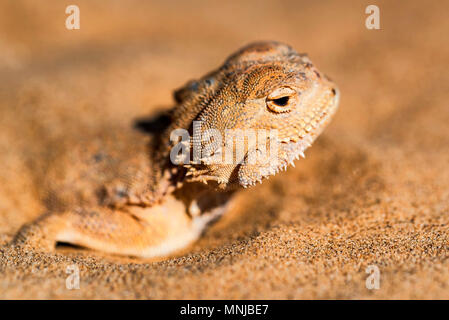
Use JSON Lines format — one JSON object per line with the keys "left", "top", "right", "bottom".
{"left": 11, "top": 194, "right": 223, "bottom": 258}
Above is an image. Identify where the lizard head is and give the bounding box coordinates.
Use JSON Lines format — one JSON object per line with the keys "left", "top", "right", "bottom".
{"left": 174, "top": 41, "right": 339, "bottom": 189}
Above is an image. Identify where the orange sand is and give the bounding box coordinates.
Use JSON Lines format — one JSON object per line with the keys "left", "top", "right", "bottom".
{"left": 0, "top": 0, "right": 448, "bottom": 299}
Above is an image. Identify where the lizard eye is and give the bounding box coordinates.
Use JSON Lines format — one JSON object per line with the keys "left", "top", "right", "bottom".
{"left": 266, "top": 86, "right": 296, "bottom": 113}
{"left": 272, "top": 96, "right": 289, "bottom": 107}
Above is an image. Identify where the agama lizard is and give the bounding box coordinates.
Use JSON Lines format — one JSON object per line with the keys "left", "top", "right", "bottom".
{"left": 12, "top": 41, "right": 339, "bottom": 258}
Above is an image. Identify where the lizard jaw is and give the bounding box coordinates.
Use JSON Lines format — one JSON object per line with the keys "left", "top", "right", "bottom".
{"left": 239, "top": 88, "right": 339, "bottom": 188}
{"left": 239, "top": 135, "right": 313, "bottom": 188}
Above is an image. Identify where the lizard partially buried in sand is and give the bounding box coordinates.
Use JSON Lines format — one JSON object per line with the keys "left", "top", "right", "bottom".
{"left": 12, "top": 41, "right": 339, "bottom": 258}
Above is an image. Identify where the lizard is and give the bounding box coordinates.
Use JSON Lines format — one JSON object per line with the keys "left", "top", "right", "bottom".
{"left": 11, "top": 41, "right": 339, "bottom": 258}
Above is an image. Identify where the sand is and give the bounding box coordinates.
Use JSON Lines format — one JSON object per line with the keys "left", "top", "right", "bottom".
{"left": 0, "top": 0, "right": 448, "bottom": 299}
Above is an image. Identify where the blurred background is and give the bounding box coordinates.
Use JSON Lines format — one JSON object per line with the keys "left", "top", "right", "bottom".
{"left": 0, "top": 0, "right": 448, "bottom": 299}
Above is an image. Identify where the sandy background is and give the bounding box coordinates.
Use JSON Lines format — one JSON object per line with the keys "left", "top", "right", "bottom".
{"left": 0, "top": 0, "right": 448, "bottom": 299}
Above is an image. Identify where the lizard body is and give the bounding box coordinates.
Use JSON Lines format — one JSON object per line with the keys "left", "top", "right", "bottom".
{"left": 12, "top": 41, "right": 339, "bottom": 258}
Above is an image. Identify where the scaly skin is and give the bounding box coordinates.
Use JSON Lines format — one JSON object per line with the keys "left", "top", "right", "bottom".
{"left": 12, "top": 41, "right": 339, "bottom": 258}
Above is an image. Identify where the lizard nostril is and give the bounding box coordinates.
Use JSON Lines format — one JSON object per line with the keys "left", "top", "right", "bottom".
{"left": 331, "top": 88, "right": 336, "bottom": 95}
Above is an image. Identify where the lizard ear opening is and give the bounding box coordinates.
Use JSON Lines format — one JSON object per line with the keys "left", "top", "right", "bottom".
{"left": 266, "top": 86, "right": 296, "bottom": 113}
